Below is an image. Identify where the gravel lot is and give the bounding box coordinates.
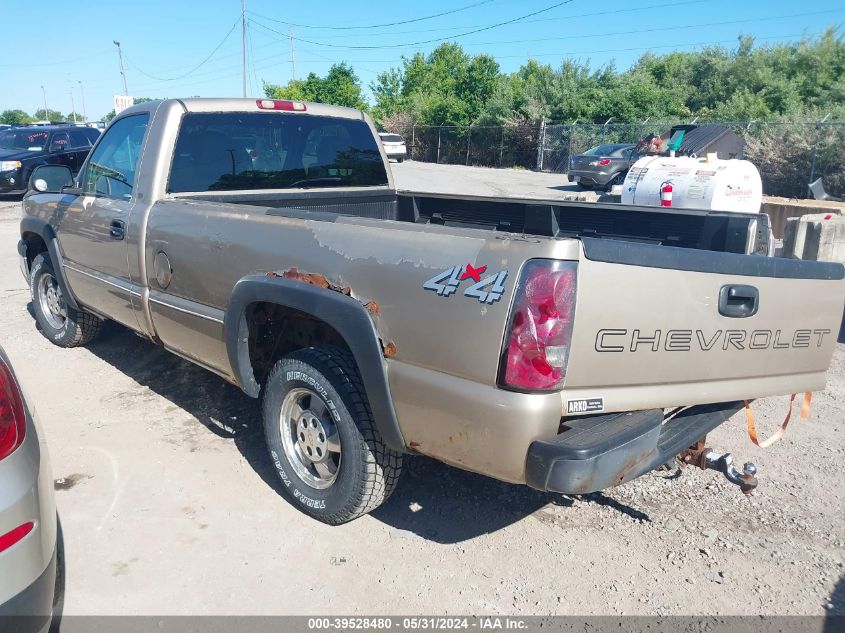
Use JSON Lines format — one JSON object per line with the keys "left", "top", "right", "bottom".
{"left": 0, "top": 167, "right": 843, "bottom": 618}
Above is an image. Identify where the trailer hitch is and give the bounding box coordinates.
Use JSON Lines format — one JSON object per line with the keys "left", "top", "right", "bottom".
{"left": 678, "top": 439, "right": 758, "bottom": 494}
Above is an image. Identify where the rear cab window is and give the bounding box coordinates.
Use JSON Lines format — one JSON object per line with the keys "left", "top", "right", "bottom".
{"left": 379, "top": 134, "right": 404, "bottom": 143}
{"left": 167, "top": 112, "right": 388, "bottom": 193}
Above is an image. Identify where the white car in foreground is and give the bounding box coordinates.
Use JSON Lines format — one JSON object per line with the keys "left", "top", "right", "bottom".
{"left": 0, "top": 345, "right": 60, "bottom": 632}
{"left": 378, "top": 132, "right": 407, "bottom": 162}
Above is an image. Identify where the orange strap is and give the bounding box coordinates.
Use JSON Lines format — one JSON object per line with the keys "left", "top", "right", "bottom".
{"left": 744, "top": 392, "right": 812, "bottom": 449}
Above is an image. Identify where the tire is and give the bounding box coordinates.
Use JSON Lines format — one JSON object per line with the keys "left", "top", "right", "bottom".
{"left": 262, "top": 346, "right": 402, "bottom": 524}
{"left": 29, "top": 253, "right": 102, "bottom": 347}
{"left": 606, "top": 171, "right": 626, "bottom": 191}
{"left": 397, "top": 157, "right": 404, "bottom": 163}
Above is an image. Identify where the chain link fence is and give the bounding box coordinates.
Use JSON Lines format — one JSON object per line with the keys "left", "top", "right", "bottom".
{"left": 390, "top": 120, "right": 845, "bottom": 199}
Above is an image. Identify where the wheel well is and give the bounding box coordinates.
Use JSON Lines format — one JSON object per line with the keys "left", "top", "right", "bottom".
{"left": 246, "top": 302, "right": 349, "bottom": 385}
{"left": 22, "top": 232, "right": 48, "bottom": 267}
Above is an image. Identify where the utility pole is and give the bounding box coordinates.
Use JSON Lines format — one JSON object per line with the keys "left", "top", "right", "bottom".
{"left": 113, "top": 41, "right": 128, "bottom": 95}
{"left": 68, "top": 80, "right": 77, "bottom": 123}
{"left": 40, "top": 85, "right": 48, "bottom": 121}
{"left": 78, "top": 81, "right": 87, "bottom": 122}
{"left": 289, "top": 27, "right": 296, "bottom": 82}
{"left": 241, "top": 0, "right": 247, "bottom": 97}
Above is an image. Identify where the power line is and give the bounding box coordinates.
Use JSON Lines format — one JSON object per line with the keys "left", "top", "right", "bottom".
{"left": 250, "top": 1, "right": 576, "bottom": 50}
{"left": 247, "top": 1, "right": 495, "bottom": 30}
{"left": 123, "top": 15, "right": 242, "bottom": 82}
{"left": 256, "top": 0, "right": 710, "bottom": 40}
{"left": 455, "top": 9, "right": 845, "bottom": 47}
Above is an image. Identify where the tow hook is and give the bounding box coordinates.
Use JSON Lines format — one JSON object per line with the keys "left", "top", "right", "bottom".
{"left": 678, "top": 439, "right": 758, "bottom": 494}
{"left": 702, "top": 451, "right": 758, "bottom": 494}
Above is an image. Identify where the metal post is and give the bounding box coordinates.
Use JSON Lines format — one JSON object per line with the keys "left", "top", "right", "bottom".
{"left": 40, "top": 85, "right": 48, "bottom": 121}
{"left": 436, "top": 127, "right": 442, "bottom": 164}
{"left": 601, "top": 117, "right": 612, "bottom": 143}
{"left": 499, "top": 126, "right": 505, "bottom": 167}
{"left": 68, "top": 81, "right": 77, "bottom": 123}
{"left": 411, "top": 125, "right": 415, "bottom": 160}
{"left": 567, "top": 119, "right": 577, "bottom": 173}
{"left": 466, "top": 127, "right": 471, "bottom": 165}
{"left": 289, "top": 27, "right": 296, "bottom": 82}
{"left": 808, "top": 113, "right": 831, "bottom": 195}
{"left": 242, "top": 0, "right": 247, "bottom": 97}
{"left": 536, "top": 118, "right": 546, "bottom": 171}
{"left": 113, "top": 41, "right": 128, "bottom": 96}
{"left": 78, "top": 81, "right": 87, "bottom": 122}
{"left": 640, "top": 117, "right": 649, "bottom": 142}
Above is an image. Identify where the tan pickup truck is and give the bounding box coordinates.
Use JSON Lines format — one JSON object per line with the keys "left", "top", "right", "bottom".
{"left": 17, "top": 99, "right": 845, "bottom": 524}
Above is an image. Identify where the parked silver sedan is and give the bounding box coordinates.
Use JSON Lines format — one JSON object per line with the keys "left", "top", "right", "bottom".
{"left": 0, "top": 345, "right": 59, "bottom": 632}
{"left": 568, "top": 143, "right": 638, "bottom": 190}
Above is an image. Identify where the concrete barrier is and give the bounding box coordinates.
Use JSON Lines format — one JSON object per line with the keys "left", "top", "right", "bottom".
{"left": 782, "top": 213, "right": 845, "bottom": 263}
{"left": 761, "top": 197, "right": 844, "bottom": 239}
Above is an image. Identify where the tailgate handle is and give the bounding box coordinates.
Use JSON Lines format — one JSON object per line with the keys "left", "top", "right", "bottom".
{"left": 719, "top": 284, "right": 758, "bottom": 318}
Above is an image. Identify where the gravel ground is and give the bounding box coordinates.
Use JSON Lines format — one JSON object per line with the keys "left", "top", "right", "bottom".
{"left": 0, "top": 182, "right": 843, "bottom": 617}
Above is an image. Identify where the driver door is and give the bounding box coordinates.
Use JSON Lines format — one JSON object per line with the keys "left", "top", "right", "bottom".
{"left": 59, "top": 113, "right": 150, "bottom": 330}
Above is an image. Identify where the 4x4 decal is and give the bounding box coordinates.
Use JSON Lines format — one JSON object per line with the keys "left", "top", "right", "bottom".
{"left": 423, "top": 265, "right": 508, "bottom": 304}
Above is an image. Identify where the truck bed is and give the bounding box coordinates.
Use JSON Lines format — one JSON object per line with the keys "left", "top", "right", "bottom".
{"left": 173, "top": 188, "right": 770, "bottom": 256}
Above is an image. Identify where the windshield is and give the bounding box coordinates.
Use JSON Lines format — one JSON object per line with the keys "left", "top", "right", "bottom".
{"left": 168, "top": 112, "right": 388, "bottom": 193}
{"left": 0, "top": 129, "right": 50, "bottom": 151}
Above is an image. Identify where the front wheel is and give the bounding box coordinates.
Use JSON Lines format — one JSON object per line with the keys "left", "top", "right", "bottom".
{"left": 262, "top": 346, "right": 403, "bottom": 524}
{"left": 606, "top": 171, "right": 627, "bottom": 190}
{"left": 29, "top": 253, "right": 102, "bottom": 347}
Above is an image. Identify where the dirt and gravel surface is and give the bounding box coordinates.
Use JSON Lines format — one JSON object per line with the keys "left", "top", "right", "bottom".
{"left": 1, "top": 184, "right": 843, "bottom": 617}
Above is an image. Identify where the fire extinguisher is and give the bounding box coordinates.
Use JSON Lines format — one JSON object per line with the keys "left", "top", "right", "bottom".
{"left": 660, "top": 181, "right": 673, "bottom": 207}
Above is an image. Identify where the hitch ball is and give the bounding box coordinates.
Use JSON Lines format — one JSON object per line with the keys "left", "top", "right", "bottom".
{"left": 703, "top": 450, "right": 758, "bottom": 494}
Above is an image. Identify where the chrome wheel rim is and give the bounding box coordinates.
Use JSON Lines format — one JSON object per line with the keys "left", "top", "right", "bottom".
{"left": 279, "top": 388, "right": 341, "bottom": 490}
{"left": 37, "top": 272, "right": 67, "bottom": 330}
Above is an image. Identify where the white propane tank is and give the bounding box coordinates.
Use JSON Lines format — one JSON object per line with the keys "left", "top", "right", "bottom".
{"left": 622, "top": 154, "right": 763, "bottom": 213}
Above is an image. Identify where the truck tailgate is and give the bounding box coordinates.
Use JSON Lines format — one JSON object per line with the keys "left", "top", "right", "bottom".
{"left": 562, "top": 238, "right": 845, "bottom": 413}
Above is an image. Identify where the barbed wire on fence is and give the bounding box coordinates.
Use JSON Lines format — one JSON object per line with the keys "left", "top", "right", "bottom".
{"left": 389, "top": 120, "right": 845, "bottom": 199}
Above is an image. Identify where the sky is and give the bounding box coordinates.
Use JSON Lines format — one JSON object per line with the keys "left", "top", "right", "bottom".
{"left": 1, "top": 0, "right": 842, "bottom": 121}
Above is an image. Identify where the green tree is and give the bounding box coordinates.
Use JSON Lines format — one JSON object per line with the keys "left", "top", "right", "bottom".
{"left": 0, "top": 109, "right": 33, "bottom": 125}
{"left": 33, "top": 108, "right": 64, "bottom": 122}
{"left": 264, "top": 63, "right": 368, "bottom": 110}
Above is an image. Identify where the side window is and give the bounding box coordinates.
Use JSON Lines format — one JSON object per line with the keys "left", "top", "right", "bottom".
{"left": 68, "top": 130, "right": 92, "bottom": 149}
{"left": 84, "top": 128, "right": 102, "bottom": 144}
{"left": 82, "top": 113, "right": 150, "bottom": 199}
{"left": 49, "top": 132, "right": 69, "bottom": 152}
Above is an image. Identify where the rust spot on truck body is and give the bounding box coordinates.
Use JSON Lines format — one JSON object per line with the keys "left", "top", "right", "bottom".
{"left": 270, "top": 268, "right": 352, "bottom": 295}
{"left": 364, "top": 301, "right": 380, "bottom": 316}
{"left": 270, "top": 268, "right": 397, "bottom": 359}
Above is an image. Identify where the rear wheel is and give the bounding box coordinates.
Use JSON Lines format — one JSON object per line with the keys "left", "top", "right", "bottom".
{"left": 262, "top": 346, "right": 402, "bottom": 524}
{"left": 29, "top": 253, "right": 102, "bottom": 347}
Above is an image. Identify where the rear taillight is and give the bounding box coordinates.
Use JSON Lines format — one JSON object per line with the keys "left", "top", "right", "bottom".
{"left": 500, "top": 260, "right": 577, "bottom": 391}
{"left": 589, "top": 158, "right": 611, "bottom": 166}
{"left": 0, "top": 356, "right": 26, "bottom": 461}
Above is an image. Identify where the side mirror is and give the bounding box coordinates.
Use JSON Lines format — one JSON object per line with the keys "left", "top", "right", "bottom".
{"left": 29, "top": 165, "right": 73, "bottom": 193}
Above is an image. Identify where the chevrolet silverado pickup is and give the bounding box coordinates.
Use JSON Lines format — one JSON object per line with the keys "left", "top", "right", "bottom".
{"left": 17, "top": 98, "right": 845, "bottom": 524}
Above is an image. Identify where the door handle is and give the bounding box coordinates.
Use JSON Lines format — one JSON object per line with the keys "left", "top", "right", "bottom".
{"left": 110, "top": 219, "right": 126, "bottom": 240}
{"left": 718, "top": 284, "right": 759, "bottom": 318}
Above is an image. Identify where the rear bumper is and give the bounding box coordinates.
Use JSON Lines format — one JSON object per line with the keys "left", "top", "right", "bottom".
{"left": 525, "top": 401, "right": 744, "bottom": 493}
{"left": 0, "top": 545, "right": 56, "bottom": 631}
{"left": 567, "top": 169, "right": 612, "bottom": 186}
